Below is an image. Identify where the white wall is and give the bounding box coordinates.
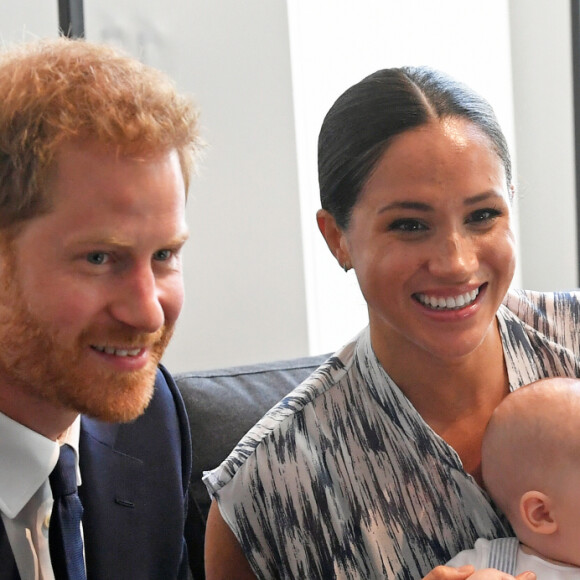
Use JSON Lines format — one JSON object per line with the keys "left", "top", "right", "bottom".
{"left": 509, "top": 0, "right": 578, "bottom": 291}
{"left": 83, "top": 0, "right": 311, "bottom": 372}
{"left": 0, "top": 2, "right": 57, "bottom": 43}
{"left": 288, "top": 0, "right": 519, "bottom": 355}
{"left": 1, "top": 1, "right": 577, "bottom": 373}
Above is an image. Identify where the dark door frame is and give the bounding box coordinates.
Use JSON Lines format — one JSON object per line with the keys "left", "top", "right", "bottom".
{"left": 58, "top": 0, "right": 85, "bottom": 38}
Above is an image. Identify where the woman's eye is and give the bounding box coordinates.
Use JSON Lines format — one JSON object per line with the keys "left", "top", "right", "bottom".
{"left": 388, "top": 219, "right": 427, "bottom": 233}
{"left": 86, "top": 252, "right": 108, "bottom": 265}
{"left": 467, "top": 208, "right": 502, "bottom": 224}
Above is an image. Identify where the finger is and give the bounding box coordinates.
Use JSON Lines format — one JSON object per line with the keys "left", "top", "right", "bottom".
{"left": 423, "top": 565, "right": 475, "bottom": 579}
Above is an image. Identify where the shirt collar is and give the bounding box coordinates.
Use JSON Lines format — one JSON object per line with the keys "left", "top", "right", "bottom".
{"left": 0, "top": 412, "right": 81, "bottom": 519}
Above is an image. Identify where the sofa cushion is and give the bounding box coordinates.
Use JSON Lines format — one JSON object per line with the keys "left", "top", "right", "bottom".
{"left": 175, "top": 353, "right": 329, "bottom": 578}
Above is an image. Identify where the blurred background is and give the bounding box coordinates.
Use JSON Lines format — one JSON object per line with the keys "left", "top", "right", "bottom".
{"left": 2, "top": 1, "right": 578, "bottom": 371}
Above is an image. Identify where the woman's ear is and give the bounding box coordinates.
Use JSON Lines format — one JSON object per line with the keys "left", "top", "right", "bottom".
{"left": 316, "top": 209, "right": 351, "bottom": 270}
{"left": 519, "top": 490, "right": 557, "bottom": 535}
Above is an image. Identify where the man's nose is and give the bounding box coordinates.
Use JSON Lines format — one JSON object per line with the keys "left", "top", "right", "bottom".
{"left": 110, "top": 266, "right": 165, "bottom": 333}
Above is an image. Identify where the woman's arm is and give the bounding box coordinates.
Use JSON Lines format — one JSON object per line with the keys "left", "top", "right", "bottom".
{"left": 205, "top": 500, "right": 537, "bottom": 580}
{"left": 205, "top": 500, "right": 257, "bottom": 580}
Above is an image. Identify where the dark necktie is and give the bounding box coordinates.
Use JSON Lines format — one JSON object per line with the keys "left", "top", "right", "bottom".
{"left": 0, "top": 517, "right": 20, "bottom": 579}
{"left": 48, "top": 444, "right": 86, "bottom": 580}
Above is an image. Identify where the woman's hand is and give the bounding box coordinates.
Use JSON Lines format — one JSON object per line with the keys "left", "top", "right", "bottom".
{"left": 423, "top": 567, "right": 536, "bottom": 580}
{"left": 423, "top": 566, "right": 476, "bottom": 580}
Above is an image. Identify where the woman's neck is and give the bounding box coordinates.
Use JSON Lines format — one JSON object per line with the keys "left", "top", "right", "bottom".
{"left": 370, "top": 319, "right": 509, "bottom": 484}
{"left": 371, "top": 318, "right": 508, "bottom": 419}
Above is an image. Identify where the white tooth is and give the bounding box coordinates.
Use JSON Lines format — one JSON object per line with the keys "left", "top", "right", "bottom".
{"left": 117, "top": 349, "right": 140, "bottom": 357}
{"left": 95, "top": 346, "right": 142, "bottom": 356}
{"left": 417, "top": 287, "right": 481, "bottom": 310}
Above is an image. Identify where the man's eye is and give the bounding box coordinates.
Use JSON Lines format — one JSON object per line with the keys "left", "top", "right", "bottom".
{"left": 388, "top": 219, "right": 427, "bottom": 233}
{"left": 153, "top": 249, "right": 172, "bottom": 262}
{"left": 86, "top": 252, "right": 108, "bottom": 265}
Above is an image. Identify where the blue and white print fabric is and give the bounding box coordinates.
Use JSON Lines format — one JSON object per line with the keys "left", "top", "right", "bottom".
{"left": 204, "top": 290, "right": 580, "bottom": 579}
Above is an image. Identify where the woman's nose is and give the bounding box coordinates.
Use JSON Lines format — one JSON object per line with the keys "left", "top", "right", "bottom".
{"left": 428, "top": 233, "right": 478, "bottom": 279}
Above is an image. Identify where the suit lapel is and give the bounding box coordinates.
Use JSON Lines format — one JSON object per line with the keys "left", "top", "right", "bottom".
{"left": 79, "top": 418, "right": 146, "bottom": 579}
{"left": 79, "top": 417, "right": 144, "bottom": 508}
{"left": 75, "top": 369, "right": 190, "bottom": 579}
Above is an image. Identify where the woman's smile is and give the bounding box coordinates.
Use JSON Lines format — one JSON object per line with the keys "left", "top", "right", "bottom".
{"left": 414, "top": 286, "right": 481, "bottom": 311}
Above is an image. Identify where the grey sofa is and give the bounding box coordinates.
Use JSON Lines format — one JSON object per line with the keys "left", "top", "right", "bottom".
{"left": 175, "top": 353, "right": 330, "bottom": 579}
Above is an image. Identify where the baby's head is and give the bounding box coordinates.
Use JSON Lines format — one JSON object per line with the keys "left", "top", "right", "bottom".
{"left": 482, "top": 376, "right": 580, "bottom": 566}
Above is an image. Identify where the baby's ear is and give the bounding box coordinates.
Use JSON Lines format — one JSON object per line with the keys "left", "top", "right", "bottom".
{"left": 519, "top": 490, "right": 557, "bottom": 534}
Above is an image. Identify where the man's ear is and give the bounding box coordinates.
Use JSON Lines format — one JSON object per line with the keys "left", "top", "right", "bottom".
{"left": 0, "top": 232, "right": 13, "bottom": 278}
{"left": 316, "top": 209, "right": 351, "bottom": 269}
{"left": 519, "top": 490, "right": 557, "bottom": 535}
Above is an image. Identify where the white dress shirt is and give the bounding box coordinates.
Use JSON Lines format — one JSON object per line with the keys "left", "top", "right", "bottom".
{"left": 0, "top": 412, "right": 81, "bottom": 580}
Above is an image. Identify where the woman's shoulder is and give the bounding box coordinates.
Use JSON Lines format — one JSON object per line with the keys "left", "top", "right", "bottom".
{"left": 203, "top": 333, "right": 361, "bottom": 494}
{"left": 500, "top": 289, "right": 580, "bottom": 377}
{"left": 502, "top": 288, "right": 580, "bottom": 326}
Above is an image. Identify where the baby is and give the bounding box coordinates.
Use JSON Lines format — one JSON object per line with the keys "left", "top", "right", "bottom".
{"left": 447, "top": 376, "right": 580, "bottom": 578}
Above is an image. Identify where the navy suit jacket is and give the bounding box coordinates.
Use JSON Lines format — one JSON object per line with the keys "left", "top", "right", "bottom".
{"left": 0, "top": 365, "right": 192, "bottom": 580}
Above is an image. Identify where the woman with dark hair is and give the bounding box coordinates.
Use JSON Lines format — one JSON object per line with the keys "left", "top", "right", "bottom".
{"left": 203, "top": 67, "right": 578, "bottom": 579}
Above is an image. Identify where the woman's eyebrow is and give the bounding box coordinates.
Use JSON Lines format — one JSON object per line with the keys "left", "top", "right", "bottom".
{"left": 377, "top": 190, "right": 505, "bottom": 214}
{"left": 463, "top": 191, "right": 505, "bottom": 206}
{"left": 377, "top": 201, "right": 432, "bottom": 214}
